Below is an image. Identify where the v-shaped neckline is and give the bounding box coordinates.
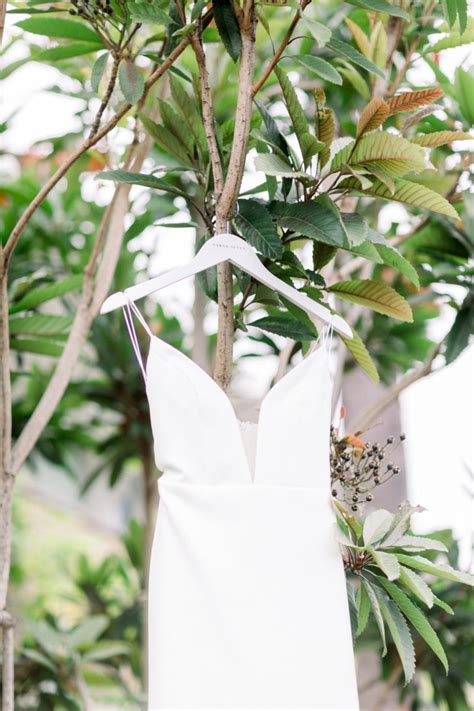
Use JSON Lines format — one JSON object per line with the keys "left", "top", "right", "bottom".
{"left": 145, "top": 334, "right": 329, "bottom": 483}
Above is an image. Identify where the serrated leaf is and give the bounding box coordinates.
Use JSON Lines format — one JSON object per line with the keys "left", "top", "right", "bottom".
{"left": 292, "top": 55, "right": 342, "bottom": 85}
{"left": 236, "top": 200, "right": 282, "bottom": 258}
{"left": 341, "top": 213, "right": 368, "bottom": 246}
{"left": 34, "top": 42, "right": 101, "bottom": 60}
{"left": 399, "top": 566, "right": 434, "bottom": 608}
{"left": 386, "top": 88, "right": 444, "bottom": 115}
{"left": 129, "top": 2, "right": 171, "bottom": 24}
{"left": 382, "top": 501, "right": 425, "bottom": 547}
{"left": 363, "top": 509, "right": 394, "bottom": 546}
{"left": 377, "top": 577, "right": 449, "bottom": 673}
{"left": 158, "top": 100, "right": 194, "bottom": 156}
{"left": 10, "top": 338, "right": 64, "bottom": 357}
{"left": 327, "top": 38, "right": 384, "bottom": 78}
{"left": 274, "top": 65, "right": 310, "bottom": 155}
{"left": 91, "top": 52, "right": 109, "bottom": 94}
{"left": 395, "top": 554, "right": 474, "bottom": 585}
{"left": 254, "top": 153, "right": 306, "bottom": 178}
{"left": 428, "top": 23, "right": 474, "bottom": 53}
{"left": 356, "top": 583, "right": 371, "bottom": 637}
{"left": 301, "top": 15, "right": 331, "bottom": 46}
{"left": 329, "top": 279, "right": 413, "bottom": 321}
{"left": 9, "top": 314, "right": 72, "bottom": 336}
{"left": 337, "top": 177, "right": 460, "bottom": 219}
{"left": 372, "top": 550, "right": 401, "bottom": 581}
{"left": 361, "top": 578, "right": 387, "bottom": 653}
{"left": 357, "top": 97, "right": 389, "bottom": 136}
{"left": 9, "top": 275, "right": 83, "bottom": 314}
{"left": 271, "top": 200, "right": 347, "bottom": 247}
{"left": 344, "top": 17, "right": 371, "bottom": 58}
{"left": 313, "top": 241, "right": 337, "bottom": 270}
{"left": 367, "top": 229, "right": 420, "bottom": 287}
{"left": 346, "top": 0, "right": 409, "bottom": 19}
{"left": 341, "top": 327, "right": 379, "bottom": 383}
{"left": 249, "top": 313, "right": 317, "bottom": 340}
{"left": 395, "top": 535, "right": 448, "bottom": 552}
{"left": 17, "top": 17, "right": 102, "bottom": 43}
{"left": 377, "top": 589, "right": 416, "bottom": 684}
{"left": 317, "top": 107, "right": 335, "bottom": 168}
{"left": 445, "top": 301, "right": 473, "bottom": 364}
{"left": 119, "top": 61, "right": 144, "bottom": 104}
{"left": 213, "top": 0, "right": 242, "bottom": 62}
{"left": 97, "top": 170, "right": 187, "bottom": 197}
{"left": 331, "top": 132, "right": 426, "bottom": 178}
{"left": 411, "top": 130, "right": 472, "bottom": 147}
{"left": 455, "top": 68, "right": 474, "bottom": 124}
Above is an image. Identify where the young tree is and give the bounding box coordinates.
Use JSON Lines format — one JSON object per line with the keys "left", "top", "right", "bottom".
{"left": 1, "top": 0, "right": 472, "bottom": 708}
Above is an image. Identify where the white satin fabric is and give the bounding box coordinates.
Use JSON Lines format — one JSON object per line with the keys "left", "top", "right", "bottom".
{"left": 123, "top": 302, "right": 359, "bottom": 710}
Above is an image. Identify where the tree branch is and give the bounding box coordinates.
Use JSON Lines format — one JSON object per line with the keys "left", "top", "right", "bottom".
{"left": 11, "top": 123, "right": 155, "bottom": 475}
{"left": 252, "top": 0, "right": 310, "bottom": 96}
{"left": 0, "top": 0, "right": 6, "bottom": 46}
{"left": 213, "top": 1, "right": 257, "bottom": 390}
{"left": 4, "top": 10, "right": 213, "bottom": 264}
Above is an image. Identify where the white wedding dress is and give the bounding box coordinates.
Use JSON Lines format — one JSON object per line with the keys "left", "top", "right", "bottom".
{"left": 122, "top": 297, "right": 359, "bottom": 711}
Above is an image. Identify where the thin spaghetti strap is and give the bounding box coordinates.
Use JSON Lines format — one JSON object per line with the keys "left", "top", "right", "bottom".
{"left": 121, "top": 292, "right": 152, "bottom": 383}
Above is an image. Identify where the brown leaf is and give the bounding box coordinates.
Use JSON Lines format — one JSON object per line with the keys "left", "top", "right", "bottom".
{"left": 411, "top": 131, "right": 472, "bottom": 147}
{"left": 386, "top": 88, "right": 444, "bottom": 115}
{"left": 357, "top": 97, "right": 389, "bottom": 137}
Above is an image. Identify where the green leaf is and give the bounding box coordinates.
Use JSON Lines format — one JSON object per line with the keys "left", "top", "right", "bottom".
{"left": 398, "top": 566, "right": 434, "bottom": 608}
{"left": 455, "top": 68, "right": 474, "bottom": 125}
{"left": 9, "top": 314, "right": 72, "bottom": 336}
{"left": 170, "top": 76, "right": 206, "bottom": 154}
{"left": 363, "top": 509, "right": 394, "bottom": 546}
{"left": 394, "top": 535, "right": 448, "bottom": 552}
{"left": 158, "top": 100, "right": 195, "bottom": 156}
{"left": 382, "top": 501, "right": 425, "bottom": 547}
{"left": 346, "top": 0, "right": 409, "bottom": 19}
{"left": 337, "top": 177, "right": 460, "bottom": 219}
{"left": 91, "top": 52, "right": 109, "bottom": 93}
{"left": 428, "top": 22, "right": 474, "bottom": 52}
{"left": 377, "top": 577, "right": 449, "bottom": 674}
{"left": 331, "top": 132, "right": 426, "bottom": 178}
{"left": 128, "top": 2, "right": 171, "bottom": 24}
{"left": 441, "top": 0, "right": 458, "bottom": 27}
{"left": 361, "top": 578, "right": 387, "bottom": 654}
{"left": 376, "top": 589, "right": 416, "bottom": 684}
{"left": 300, "top": 133, "right": 325, "bottom": 165}
{"left": 34, "top": 42, "right": 102, "bottom": 60}
{"left": 22, "top": 648, "right": 57, "bottom": 673}
{"left": 432, "top": 594, "right": 454, "bottom": 615}
{"left": 356, "top": 582, "right": 371, "bottom": 637}
{"left": 274, "top": 65, "right": 310, "bottom": 157}
{"left": 82, "top": 641, "right": 130, "bottom": 662}
{"left": 271, "top": 201, "right": 347, "bottom": 247}
{"left": 292, "top": 55, "right": 343, "bottom": 85}
{"left": 313, "top": 241, "right": 337, "bottom": 270}
{"left": 249, "top": 313, "right": 317, "bottom": 340}
{"left": 456, "top": 0, "right": 468, "bottom": 33}
{"left": 445, "top": 300, "right": 473, "bottom": 364}
{"left": 341, "top": 213, "right": 368, "bottom": 246}
{"left": 395, "top": 554, "right": 474, "bottom": 585}
{"left": 17, "top": 17, "right": 102, "bottom": 43}
{"left": 119, "top": 61, "right": 145, "bottom": 105}
{"left": 329, "top": 279, "right": 413, "bottom": 321}
{"left": 341, "top": 327, "right": 379, "bottom": 383}
{"left": 10, "top": 338, "right": 64, "bottom": 357}
{"left": 339, "top": 65, "right": 370, "bottom": 99}
{"left": 372, "top": 550, "right": 401, "bottom": 581}
{"left": 68, "top": 615, "right": 109, "bottom": 649}
{"left": 236, "top": 200, "right": 282, "bottom": 258}
{"left": 367, "top": 230, "right": 420, "bottom": 287}
{"left": 301, "top": 15, "right": 332, "bottom": 46}
{"left": 213, "top": 0, "right": 242, "bottom": 62}
{"left": 9, "top": 275, "right": 83, "bottom": 314}
{"left": 327, "top": 38, "right": 385, "bottom": 79}
{"left": 254, "top": 153, "right": 307, "bottom": 178}
{"left": 411, "top": 131, "right": 472, "bottom": 147}
{"left": 97, "top": 170, "right": 187, "bottom": 197}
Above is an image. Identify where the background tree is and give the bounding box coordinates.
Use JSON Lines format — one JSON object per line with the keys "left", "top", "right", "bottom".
{"left": 1, "top": 0, "right": 473, "bottom": 708}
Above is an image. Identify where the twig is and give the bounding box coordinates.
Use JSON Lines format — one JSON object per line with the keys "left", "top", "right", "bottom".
{"left": 4, "top": 10, "right": 213, "bottom": 264}
{"left": 0, "top": 0, "right": 6, "bottom": 46}
{"left": 88, "top": 54, "right": 121, "bottom": 139}
{"left": 252, "top": 0, "right": 310, "bottom": 95}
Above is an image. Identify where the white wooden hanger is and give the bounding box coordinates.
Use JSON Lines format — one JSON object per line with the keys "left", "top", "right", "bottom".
{"left": 100, "top": 233, "right": 353, "bottom": 338}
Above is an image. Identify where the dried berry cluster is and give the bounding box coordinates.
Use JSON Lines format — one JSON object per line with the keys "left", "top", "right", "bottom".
{"left": 330, "top": 426, "right": 406, "bottom": 511}
{"left": 69, "top": 0, "right": 117, "bottom": 19}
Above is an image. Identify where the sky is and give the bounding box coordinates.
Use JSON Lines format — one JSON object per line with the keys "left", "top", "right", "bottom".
{"left": 1, "top": 11, "right": 473, "bottom": 565}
